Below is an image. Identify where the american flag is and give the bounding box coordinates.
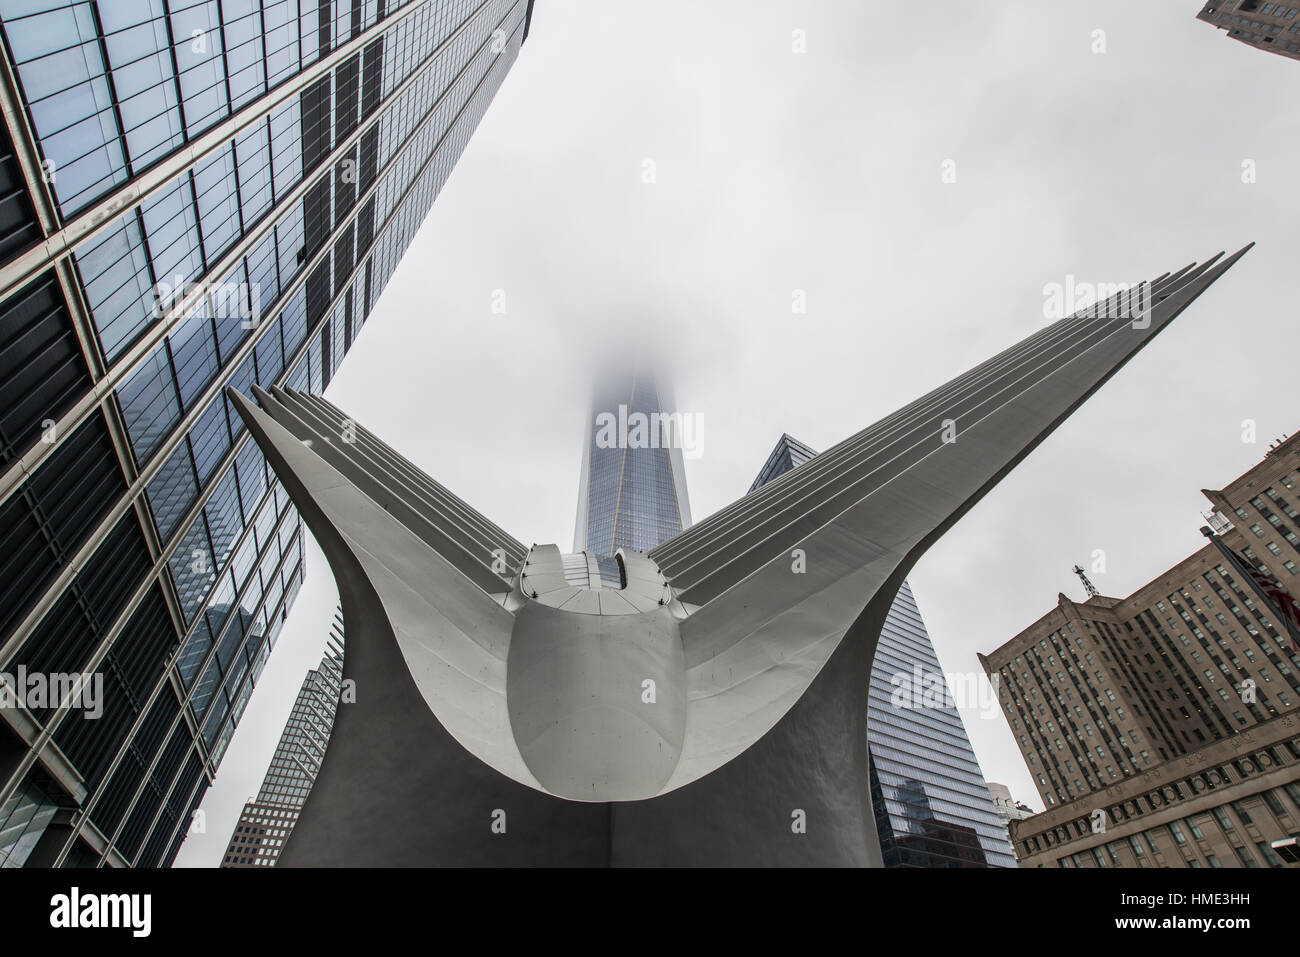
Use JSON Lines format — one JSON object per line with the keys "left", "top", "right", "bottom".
{"left": 1203, "top": 527, "right": 1300, "bottom": 654}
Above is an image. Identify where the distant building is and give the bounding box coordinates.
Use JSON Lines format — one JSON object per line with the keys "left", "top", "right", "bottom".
{"left": 573, "top": 373, "right": 692, "bottom": 557}
{"left": 982, "top": 434, "right": 1300, "bottom": 866}
{"left": 1197, "top": 1, "right": 1300, "bottom": 61}
{"left": 987, "top": 782, "right": 1035, "bottom": 849}
{"left": 221, "top": 609, "right": 343, "bottom": 868}
{"left": 752, "top": 434, "right": 1017, "bottom": 867}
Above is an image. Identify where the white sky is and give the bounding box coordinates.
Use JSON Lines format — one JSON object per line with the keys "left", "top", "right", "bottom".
{"left": 175, "top": 0, "right": 1300, "bottom": 865}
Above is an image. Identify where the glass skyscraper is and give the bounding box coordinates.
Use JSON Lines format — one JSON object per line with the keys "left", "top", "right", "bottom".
{"left": 751, "top": 434, "right": 1017, "bottom": 868}
{"left": 220, "top": 606, "right": 342, "bottom": 867}
{"left": 574, "top": 372, "right": 692, "bottom": 557}
{"left": 0, "top": 0, "right": 534, "bottom": 867}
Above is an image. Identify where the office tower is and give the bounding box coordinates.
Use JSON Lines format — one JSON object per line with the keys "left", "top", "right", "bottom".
{"left": 986, "top": 782, "right": 1034, "bottom": 850}
{"left": 0, "top": 0, "right": 535, "bottom": 868}
{"left": 573, "top": 373, "right": 692, "bottom": 557}
{"left": 981, "top": 433, "right": 1300, "bottom": 810}
{"left": 221, "top": 607, "right": 342, "bottom": 868}
{"left": 227, "top": 249, "right": 1248, "bottom": 865}
{"left": 1197, "top": 1, "right": 1300, "bottom": 61}
{"left": 982, "top": 432, "right": 1300, "bottom": 867}
{"left": 750, "top": 434, "right": 1016, "bottom": 867}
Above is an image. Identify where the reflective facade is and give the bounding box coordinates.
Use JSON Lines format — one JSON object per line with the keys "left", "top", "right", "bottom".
{"left": 221, "top": 607, "right": 342, "bottom": 867}
{"left": 573, "top": 373, "right": 692, "bottom": 556}
{"left": 751, "top": 434, "right": 1016, "bottom": 867}
{"left": 0, "top": 0, "right": 533, "bottom": 867}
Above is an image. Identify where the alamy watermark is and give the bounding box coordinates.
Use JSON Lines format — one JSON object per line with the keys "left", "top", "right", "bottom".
{"left": 153, "top": 273, "right": 262, "bottom": 330}
{"left": 890, "top": 665, "right": 1001, "bottom": 719}
{"left": 594, "top": 404, "right": 704, "bottom": 460}
{"left": 0, "top": 666, "right": 103, "bottom": 719}
{"left": 1043, "top": 276, "right": 1153, "bottom": 329}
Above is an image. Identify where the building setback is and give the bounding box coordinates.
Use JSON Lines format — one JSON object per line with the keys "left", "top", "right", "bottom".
{"left": 752, "top": 434, "right": 1017, "bottom": 867}
{"left": 1197, "top": 1, "right": 1300, "bottom": 61}
{"left": 981, "top": 433, "right": 1300, "bottom": 866}
{"left": 0, "top": 0, "right": 534, "bottom": 868}
{"left": 221, "top": 608, "right": 343, "bottom": 868}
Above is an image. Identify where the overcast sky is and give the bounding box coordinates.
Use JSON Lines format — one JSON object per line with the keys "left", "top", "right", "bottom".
{"left": 175, "top": 1, "right": 1300, "bottom": 865}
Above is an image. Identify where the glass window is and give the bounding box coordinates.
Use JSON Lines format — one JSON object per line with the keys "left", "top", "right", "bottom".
{"left": 221, "top": 0, "right": 266, "bottom": 110}
{"left": 169, "top": 516, "right": 215, "bottom": 624}
{"left": 262, "top": 0, "right": 301, "bottom": 88}
{"left": 100, "top": 0, "right": 185, "bottom": 170}
{"left": 234, "top": 440, "right": 268, "bottom": 516}
{"left": 6, "top": 2, "right": 127, "bottom": 213}
{"left": 78, "top": 212, "right": 155, "bottom": 362}
{"left": 175, "top": 616, "right": 213, "bottom": 690}
{"left": 191, "top": 653, "right": 222, "bottom": 720}
{"left": 235, "top": 119, "right": 274, "bottom": 224}
{"left": 269, "top": 98, "right": 303, "bottom": 201}
{"left": 147, "top": 440, "right": 199, "bottom": 543}
{"left": 187, "top": 397, "right": 232, "bottom": 485}
{"left": 167, "top": 306, "right": 219, "bottom": 411}
{"left": 230, "top": 533, "right": 259, "bottom": 591}
{"left": 255, "top": 316, "right": 285, "bottom": 385}
{"left": 140, "top": 176, "right": 203, "bottom": 301}
{"left": 204, "top": 466, "right": 243, "bottom": 569}
{"left": 193, "top": 143, "right": 241, "bottom": 264}
{"left": 207, "top": 569, "right": 239, "bottom": 649}
{"left": 118, "top": 342, "right": 181, "bottom": 465}
{"left": 170, "top": 0, "right": 229, "bottom": 136}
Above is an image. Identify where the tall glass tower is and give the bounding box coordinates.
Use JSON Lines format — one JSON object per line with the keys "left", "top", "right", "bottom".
{"left": 574, "top": 373, "right": 692, "bottom": 557}
{"left": 0, "top": 0, "right": 534, "bottom": 868}
{"left": 751, "top": 434, "right": 1017, "bottom": 867}
{"left": 220, "top": 606, "right": 343, "bottom": 867}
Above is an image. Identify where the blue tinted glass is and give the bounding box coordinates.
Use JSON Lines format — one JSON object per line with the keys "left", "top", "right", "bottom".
{"left": 192, "top": 653, "right": 222, "bottom": 721}
{"left": 102, "top": 1, "right": 183, "bottom": 169}
{"left": 187, "top": 396, "right": 231, "bottom": 484}
{"left": 7, "top": 7, "right": 127, "bottom": 214}
{"left": 176, "top": 616, "right": 213, "bottom": 689}
{"left": 146, "top": 439, "right": 198, "bottom": 542}
{"left": 234, "top": 116, "right": 273, "bottom": 221}
{"left": 262, "top": 0, "right": 300, "bottom": 88}
{"left": 78, "top": 212, "right": 155, "bottom": 362}
{"left": 223, "top": 352, "right": 257, "bottom": 440}
{"left": 201, "top": 692, "right": 229, "bottom": 749}
{"left": 118, "top": 343, "right": 181, "bottom": 465}
{"left": 254, "top": 315, "right": 285, "bottom": 384}
{"left": 193, "top": 143, "right": 240, "bottom": 264}
{"left": 169, "top": 517, "right": 215, "bottom": 625}
{"left": 170, "top": 0, "right": 228, "bottom": 136}
{"left": 230, "top": 529, "right": 259, "bottom": 590}
{"left": 222, "top": 0, "right": 266, "bottom": 111}
{"left": 275, "top": 201, "right": 304, "bottom": 287}
{"left": 246, "top": 229, "right": 280, "bottom": 319}
{"left": 234, "top": 440, "right": 267, "bottom": 516}
{"left": 203, "top": 465, "right": 243, "bottom": 569}
{"left": 280, "top": 287, "right": 308, "bottom": 360}
{"left": 167, "top": 306, "right": 219, "bottom": 410}
{"left": 140, "top": 176, "right": 202, "bottom": 296}
{"left": 206, "top": 569, "right": 237, "bottom": 645}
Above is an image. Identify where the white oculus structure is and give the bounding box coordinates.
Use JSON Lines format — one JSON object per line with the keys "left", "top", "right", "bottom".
{"left": 227, "top": 246, "right": 1252, "bottom": 866}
